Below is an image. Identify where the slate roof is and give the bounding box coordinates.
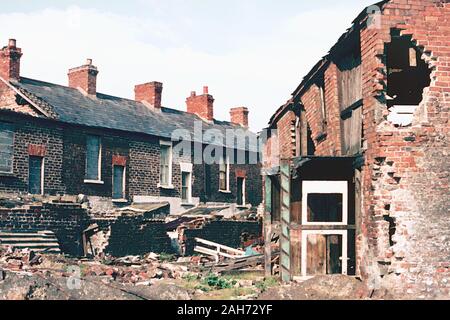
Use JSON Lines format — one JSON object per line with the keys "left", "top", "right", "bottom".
{"left": 9, "top": 77, "right": 257, "bottom": 152}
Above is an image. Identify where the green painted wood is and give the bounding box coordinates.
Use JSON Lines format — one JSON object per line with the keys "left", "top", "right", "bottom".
{"left": 280, "top": 160, "right": 291, "bottom": 283}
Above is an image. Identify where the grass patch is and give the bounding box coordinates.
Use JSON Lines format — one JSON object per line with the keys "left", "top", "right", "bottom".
{"left": 159, "top": 253, "right": 176, "bottom": 262}
{"left": 255, "top": 277, "right": 279, "bottom": 292}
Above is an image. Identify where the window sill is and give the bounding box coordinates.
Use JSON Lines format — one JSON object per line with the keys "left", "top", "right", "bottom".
{"left": 181, "top": 202, "right": 195, "bottom": 207}
{"left": 112, "top": 199, "right": 128, "bottom": 203}
{"left": 158, "top": 183, "right": 175, "bottom": 190}
{"left": 219, "top": 190, "right": 232, "bottom": 194}
{"left": 84, "top": 179, "right": 104, "bottom": 185}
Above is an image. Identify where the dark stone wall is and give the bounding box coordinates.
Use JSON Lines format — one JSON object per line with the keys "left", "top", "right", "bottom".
{"left": 0, "top": 113, "right": 65, "bottom": 195}
{"left": 96, "top": 216, "right": 175, "bottom": 257}
{"left": 0, "top": 113, "right": 262, "bottom": 208}
{"left": 0, "top": 203, "right": 90, "bottom": 256}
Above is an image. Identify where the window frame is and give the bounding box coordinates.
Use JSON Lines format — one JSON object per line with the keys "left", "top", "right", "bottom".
{"left": 112, "top": 164, "right": 126, "bottom": 201}
{"left": 219, "top": 155, "right": 230, "bottom": 192}
{"left": 236, "top": 177, "right": 246, "bottom": 206}
{"left": 84, "top": 135, "right": 103, "bottom": 184}
{"left": 180, "top": 162, "right": 193, "bottom": 204}
{"left": 0, "top": 121, "right": 15, "bottom": 174}
{"left": 158, "top": 140, "right": 173, "bottom": 188}
{"left": 302, "top": 180, "right": 348, "bottom": 226}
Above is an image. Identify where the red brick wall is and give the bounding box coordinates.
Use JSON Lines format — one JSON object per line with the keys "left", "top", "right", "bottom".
{"left": 68, "top": 63, "right": 98, "bottom": 95}
{"left": 359, "top": 0, "right": 450, "bottom": 297}
{"left": 276, "top": 110, "right": 296, "bottom": 160}
{"left": 264, "top": 0, "right": 449, "bottom": 297}
{"left": 186, "top": 91, "right": 214, "bottom": 121}
{"left": 230, "top": 107, "right": 249, "bottom": 127}
{"left": 134, "top": 82, "right": 163, "bottom": 108}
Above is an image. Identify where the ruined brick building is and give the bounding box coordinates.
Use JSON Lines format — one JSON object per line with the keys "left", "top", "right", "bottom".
{"left": 263, "top": 0, "right": 449, "bottom": 297}
{"left": 0, "top": 39, "right": 262, "bottom": 256}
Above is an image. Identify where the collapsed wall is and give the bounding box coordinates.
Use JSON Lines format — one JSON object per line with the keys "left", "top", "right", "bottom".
{"left": 0, "top": 203, "right": 90, "bottom": 256}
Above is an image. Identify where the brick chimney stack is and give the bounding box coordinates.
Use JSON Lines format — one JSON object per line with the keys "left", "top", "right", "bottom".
{"left": 0, "top": 39, "right": 23, "bottom": 81}
{"left": 186, "top": 86, "right": 214, "bottom": 121}
{"left": 230, "top": 107, "right": 249, "bottom": 128}
{"left": 134, "top": 82, "right": 163, "bottom": 108}
{"left": 68, "top": 59, "right": 99, "bottom": 95}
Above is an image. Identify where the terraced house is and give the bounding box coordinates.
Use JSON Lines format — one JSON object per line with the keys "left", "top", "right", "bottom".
{"left": 262, "top": 0, "right": 449, "bottom": 298}
{"left": 0, "top": 39, "right": 262, "bottom": 214}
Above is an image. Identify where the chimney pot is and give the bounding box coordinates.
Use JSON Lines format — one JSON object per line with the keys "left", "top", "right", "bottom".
{"left": 0, "top": 38, "right": 23, "bottom": 81}
{"left": 86, "top": 58, "right": 92, "bottom": 65}
{"left": 203, "top": 86, "right": 209, "bottom": 95}
{"left": 191, "top": 91, "right": 196, "bottom": 97}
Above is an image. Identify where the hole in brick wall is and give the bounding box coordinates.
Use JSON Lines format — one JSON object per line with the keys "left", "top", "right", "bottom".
{"left": 383, "top": 215, "right": 396, "bottom": 247}
{"left": 385, "top": 29, "right": 432, "bottom": 127}
{"left": 375, "top": 157, "right": 386, "bottom": 165}
{"left": 307, "top": 124, "right": 316, "bottom": 156}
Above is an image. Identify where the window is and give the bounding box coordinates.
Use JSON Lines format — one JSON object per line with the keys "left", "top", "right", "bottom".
{"left": 112, "top": 165, "right": 125, "bottom": 200}
{"left": 28, "top": 156, "right": 43, "bottom": 195}
{"left": 181, "top": 172, "right": 191, "bottom": 203}
{"left": 302, "top": 181, "right": 348, "bottom": 225}
{"left": 0, "top": 122, "right": 14, "bottom": 173}
{"left": 236, "top": 177, "right": 245, "bottom": 206}
{"left": 159, "top": 141, "right": 172, "bottom": 187}
{"left": 219, "top": 156, "right": 229, "bottom": 192}
{"left": 85, "top": 135, "right": 101, "bottom": 182}
{"left": 307, "top": 193, "right": 343, "bottom": 223}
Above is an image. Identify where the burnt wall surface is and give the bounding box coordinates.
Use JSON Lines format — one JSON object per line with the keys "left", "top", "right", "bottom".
{"left": 0, "top": 203, "right": 90, "bottom": 256}
{"left": 184, "top": 220, "right": 262, "bottom": 256}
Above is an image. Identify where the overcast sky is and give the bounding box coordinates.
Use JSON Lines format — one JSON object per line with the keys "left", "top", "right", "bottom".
{"left": 0, "top": 0, "right": 376, "bottom": 132}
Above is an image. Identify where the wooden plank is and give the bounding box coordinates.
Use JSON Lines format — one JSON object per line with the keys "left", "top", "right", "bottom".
{"left": 195, "top": 238, "right": 245, "bottom": 255}
{"left": 306, "top": 234, "right": 326, "bottom": 275}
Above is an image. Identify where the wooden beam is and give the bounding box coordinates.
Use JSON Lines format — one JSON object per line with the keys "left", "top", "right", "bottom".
{"left": 264, "top": 176, "right": 272, "bottom": 277}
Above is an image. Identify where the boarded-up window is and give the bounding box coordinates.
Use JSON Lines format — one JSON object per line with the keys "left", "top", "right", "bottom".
{"left": 112, "top": 165, "right": 125, "bottom": 199}
{"left": 341, "top": 105, "right": 362, "bottom": 155}
{"left": 86, "top": 135, "right": 101, "bottom": 180}
{"left": 338, "top": 55, "right": 363, "bottom": 156}
{"left": 0, "top": 122, "right": 14, "bottom": 173}
{"left": 28, "top": 156, "right": 43, "bottom": 194}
